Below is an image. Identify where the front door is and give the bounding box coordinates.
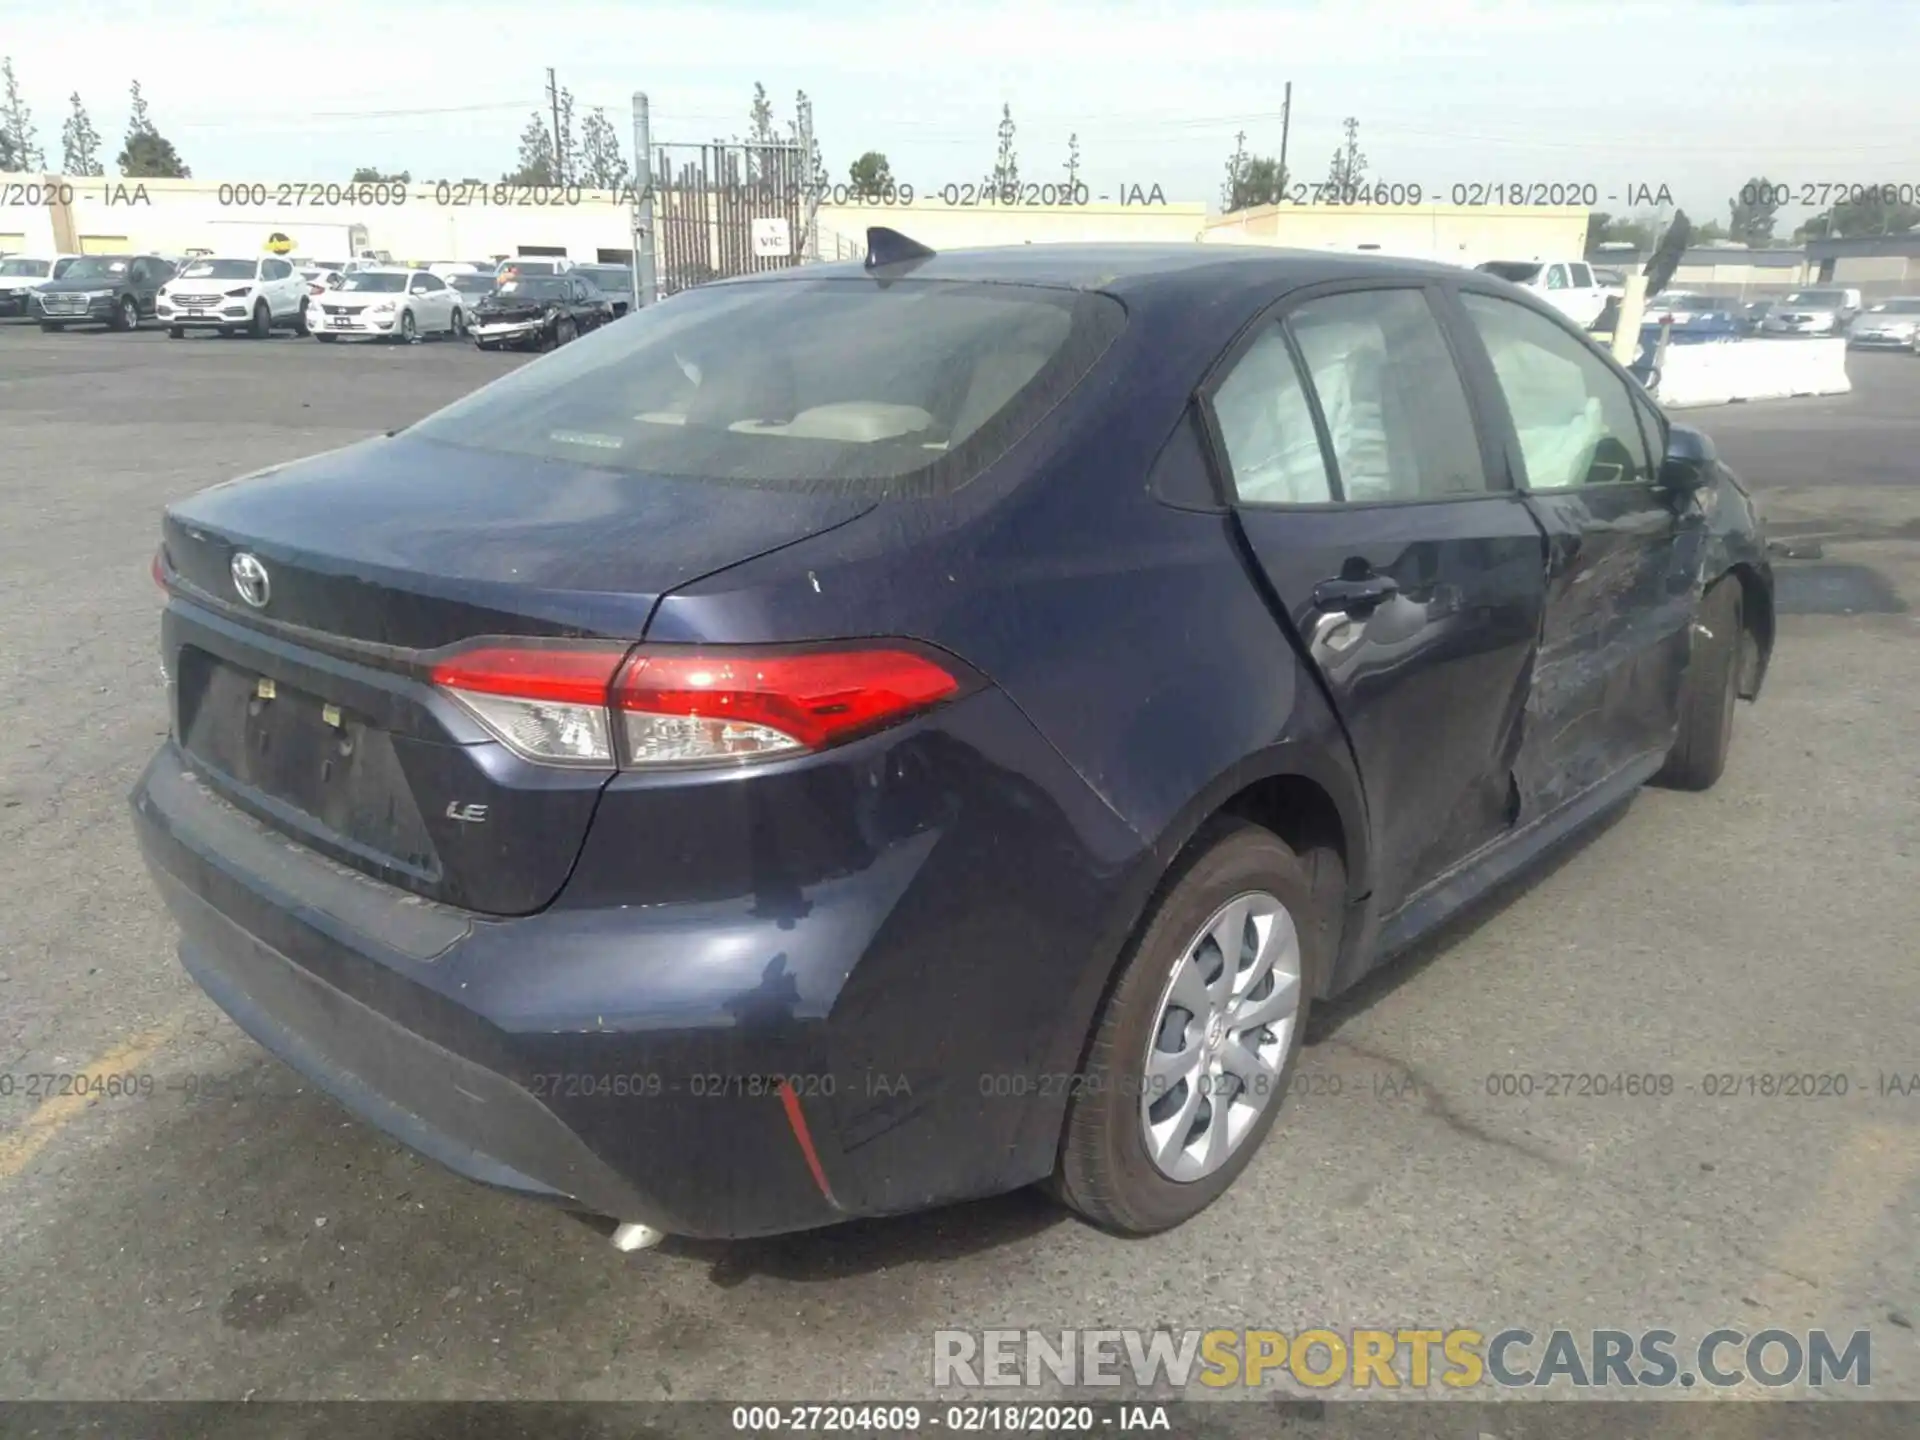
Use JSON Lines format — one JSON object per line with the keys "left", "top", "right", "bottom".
{"left": 1446, "top": 286, "right": 1705, "bottom": 817}
{"left": 1198, "top": 283, "right": 1549, "bottom": 916}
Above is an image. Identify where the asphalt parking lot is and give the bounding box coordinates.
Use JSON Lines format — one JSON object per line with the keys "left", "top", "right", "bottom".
{"left": 0, "top": 321, "right": 1915, "bottom": 1404}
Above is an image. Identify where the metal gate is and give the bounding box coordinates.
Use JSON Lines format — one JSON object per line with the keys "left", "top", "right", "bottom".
{"left": 652, "top": 142, "right": 812, "bottom": 297}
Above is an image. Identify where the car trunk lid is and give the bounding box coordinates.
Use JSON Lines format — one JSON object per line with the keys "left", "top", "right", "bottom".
{"left": 160, "top": 434, "right": 875, "bottom": 914}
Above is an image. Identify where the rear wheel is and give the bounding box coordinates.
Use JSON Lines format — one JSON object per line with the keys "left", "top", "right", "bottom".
{"left": 167, "top": 325, "right": 185, "bottom": 339}
{"left": 450, "top": 307, "right": 467, "bottom": 338}
{"left": 39, "top": 321, "right": 64, "bottom": 332}
{"left": 293, "top": 301, "right": 310, "bottom": 337}
{"left": 1054, "top": 820, "right": 1316, "bottom": 1234}
{"left": 1653, "top": 578, "right": 1743, "bottom": 791}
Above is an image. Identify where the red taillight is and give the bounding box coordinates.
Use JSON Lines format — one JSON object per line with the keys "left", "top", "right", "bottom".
{"left": 426, "top": 641, "right": 959, "bottom": 768}
{"left": 152, "top": 547, "right": 167, "bottom": 590}
{"left": 613, "top": 649, "right": 960, "bottom": 763}
{"left": 429, "top": 644, "right": 627, "bottom": 705}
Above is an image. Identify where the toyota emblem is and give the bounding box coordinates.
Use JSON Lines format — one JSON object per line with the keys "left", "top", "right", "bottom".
{"left": 230, "top": 552, "right": 271, "bottom": 609}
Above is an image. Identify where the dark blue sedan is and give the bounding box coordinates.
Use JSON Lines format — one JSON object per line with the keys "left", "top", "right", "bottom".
{"left": 133, "top": 234, "right": 1774, "bottom": 1243}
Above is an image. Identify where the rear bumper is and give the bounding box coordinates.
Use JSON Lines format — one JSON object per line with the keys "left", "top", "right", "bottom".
{"left": 132, "top": 679, "right": 1147, "bottom": 1236}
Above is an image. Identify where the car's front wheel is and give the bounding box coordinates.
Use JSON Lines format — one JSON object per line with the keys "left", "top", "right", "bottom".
{"left": 39, "top": 321, "right": 64, "bottom": 332}
{"left": 398, "top": 309, "right": 417, "bottom": 344}
{"left": 1653, "top": 578, "right": 1744, "bottom": 791}
{"left": 167, "top": 325, "right": 185, "bottom": 339}
{"left": 114, "top": 295, "right": 139, "bottom": 332}
{"left": 248, "top": 301, "right": 271, "bottom": 339}
{"left": 1054, "top": 819, "right": 1316, "bottom": 1234}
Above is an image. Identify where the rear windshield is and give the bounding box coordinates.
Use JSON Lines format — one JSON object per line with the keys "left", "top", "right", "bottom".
{"left": 178, "top": 259, "right": 257, "bottom": 280}
{"left": 407, "top": 278, "right": 1125, "bottom": 495}
{"left": 1476, "top": 261, "right": 1543, "bottom": 284}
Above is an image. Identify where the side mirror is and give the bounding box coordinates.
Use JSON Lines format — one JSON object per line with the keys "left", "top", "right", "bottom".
{"left": 1657, "top": 423, "right": 1714, "bottom": 496}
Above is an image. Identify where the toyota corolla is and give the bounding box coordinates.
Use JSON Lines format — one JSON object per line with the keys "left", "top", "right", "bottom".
{"left": 133, "top": 232, "right": 1773, "bottom": 1246}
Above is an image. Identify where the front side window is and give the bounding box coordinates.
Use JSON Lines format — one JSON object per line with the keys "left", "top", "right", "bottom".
{"left": 1286, "top": 288, "right": 1490, "bottom": 503}
{"left": 405, "top": 277, "right": 1124, "bottom": 494}
{"left": 1545, "top": 265, "right": 1570, "bottom": 290}
{"left": 1460, "top": 291, "right": 1654, "bottom": 490}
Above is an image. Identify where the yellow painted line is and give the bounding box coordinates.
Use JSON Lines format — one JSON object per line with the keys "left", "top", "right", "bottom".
{"left": 1762, "top": 1122, "right": 1917, "bottom": 1299}
{"left": 0, "top": 1021, "right": 182, "bottom": 1182}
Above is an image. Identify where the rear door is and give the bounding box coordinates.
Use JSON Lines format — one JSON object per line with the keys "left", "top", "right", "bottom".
{"left": 1445, "top": 285, "right": 1704, "bottom": 815}
{"left": 1198, "top": 282, "right": 1549, "bottom": 916}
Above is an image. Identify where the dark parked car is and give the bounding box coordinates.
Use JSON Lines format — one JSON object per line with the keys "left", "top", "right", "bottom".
{"left": 576, "top": 264, "right": 636, "bottom": 316}
{"left": 35, "top": 253, "right": 175, "bottom": 331}
{"left": 470, "top": 273, "right": 613, "bottom": 350}
{"left": 133, "top": 238, "right": 1774, "bottom": 1245}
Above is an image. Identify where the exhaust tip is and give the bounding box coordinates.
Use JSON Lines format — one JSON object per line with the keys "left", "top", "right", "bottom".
{"left": 610, "top": 1221, "right": 667, "bottom": 1253}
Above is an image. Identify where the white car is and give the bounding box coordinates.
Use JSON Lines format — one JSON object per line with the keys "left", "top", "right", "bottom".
{"left": 1762, "top": 287, "right": 1863, "bottom": 337}
{"left": 156, "top": 255, "right": 311, "bottom": 338}
{"left": 310, "top": 266, "right": 467, "bottom": 343}
{"left": 0, "top": 254, "right": 82, "bottom": 318}
{"left": 1846, "top": 296, "right": 1920, "bottom": 350}
{"left": 1473, "top": 258, "right": 1610, "bottom": 328}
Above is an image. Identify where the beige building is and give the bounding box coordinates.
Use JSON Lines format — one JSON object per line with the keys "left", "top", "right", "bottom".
{"left": 1203, "top": 202, "right": 1589, "bottom": 267}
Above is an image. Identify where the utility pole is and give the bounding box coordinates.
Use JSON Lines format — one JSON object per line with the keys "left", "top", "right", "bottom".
{"left": 1277, "top": 81, "right": 1292, "bottom": 198}
{"left": 547, "top": 68, "right": 563, "bottom": 185}
{"left": 631, "top": 91, "right": 657, "bottom": 310}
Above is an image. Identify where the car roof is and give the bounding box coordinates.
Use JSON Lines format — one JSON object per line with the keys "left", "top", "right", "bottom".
{"left": 709, "top": 243, "right": 1476, "bottom": 298}
{"left": 175, "top": 255, "right": 261, "bottom": 264}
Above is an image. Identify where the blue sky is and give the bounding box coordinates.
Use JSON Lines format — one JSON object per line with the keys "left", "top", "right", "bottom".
{"left": 3, "top": 0, "right": 1915, "bottom": 224}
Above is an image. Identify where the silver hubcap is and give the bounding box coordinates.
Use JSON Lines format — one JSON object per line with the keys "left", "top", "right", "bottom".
{"left": 1139, "top": 891, "right": 1301, "bottom": 1182}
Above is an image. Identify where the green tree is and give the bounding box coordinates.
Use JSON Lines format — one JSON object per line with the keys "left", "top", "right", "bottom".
{"left": 502, "top": 111, "right": 556, "bottom": 185}
{"left": 579, "top": 107, "right": 628, "bottom": 191}
{"left": 789, "top": 89, "right": 828, "bottom": 192}
{"left": 1727, "top": 176, "right": 1781, "bottom": 247}
{"left": 2, "top": 58, "right": 43, "bottom": 171}
{"left": 990, "top": 103, "right": 1018, "bottom": 194}
{"left": 1586, "top": 209, "right": 1656, "bottom": 250}
{"left": 1324, "top": 116, "right": 1366, "bottom": 196}
{"left": 1221, "top": 131, "right": 1287, "bottom": 212}
{"left": 117, "top": 81, "right": 190, "bottom": 177}
{"left": 1798, "top": 191, "right": 1920, "bottom": 240}
{"left": 61, "top": 92, "right": 102, "bottom": 175}
{"left": 848, "top": 150, "right": 893, "bottom": 195}
{"left": 350, "top": 166, "right": 411, "bottom": 183}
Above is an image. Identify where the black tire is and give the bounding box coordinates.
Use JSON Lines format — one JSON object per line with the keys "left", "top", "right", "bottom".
{"left": 39, "top": 321, "right": 63, "bottom": 332}
{"left": 398, "top": 310, "right": 417, "bottom": 344}
{"left": 219, "top": 326, "right": 238, "bottom": 338}
{"left": 167, "top": 325, "right": 185, "bottom": 339}
{"left": 113, "top": 295, "right": 138, "bottom": 332}
{"left": 1653, "top": 578, "right": 1743, "bottom": 792}
{"left": 293, "top": 301, "right": 309, "bottom": 337}
{"left": 552, "top": 316, "right": 576, "bottom": 349}
{"left": 1054, "top": 819, "right": 1318, "bottom": 1235}
{"left": 315, "top": 333, "right": 337, "bottom": 343}
{"left": 450, "top": 308, "right": 467, "bottom": 339}
{"left": 248, "top": 301, "right": 270, "bottom": 338}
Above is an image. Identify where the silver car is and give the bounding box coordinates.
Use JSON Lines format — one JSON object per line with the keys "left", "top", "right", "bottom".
{"left": 1845, "top": 296, "right": 1920, "bottom": 350}
{"left": 1761, "top": 288, "right": 1860, "bottom": 336}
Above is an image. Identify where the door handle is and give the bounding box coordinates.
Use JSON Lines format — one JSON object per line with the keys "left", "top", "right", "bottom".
{"left": 1311, "top": 572, "right": 1401, "bottom": 615}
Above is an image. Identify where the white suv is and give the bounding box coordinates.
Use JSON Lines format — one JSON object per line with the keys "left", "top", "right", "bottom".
{"left": 0, "top": 254, "right": 82, "bottom": 317}
{"left": 157, "top": 255, "right": 311, "bottom": 338}
{"left": 1474, "top": 258, "right": 1609, "bottom": 328}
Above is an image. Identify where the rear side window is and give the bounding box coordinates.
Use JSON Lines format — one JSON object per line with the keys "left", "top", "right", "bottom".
{"left": 1209, "top": 323, "right": 1333, "bottom": 505}
{"left": 1285, "top": 289, "right": 1490, "bottom": 503}
{"left": 1459, "top": 291, "right": 1655, "bottom": 489}
{"left": 406, "top": 278, "right": 1126, "bottom": 495}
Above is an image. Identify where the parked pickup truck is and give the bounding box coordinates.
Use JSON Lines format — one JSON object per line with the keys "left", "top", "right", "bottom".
{"left": 1474, "top": 258, "right": 1610, "bottom": 329}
